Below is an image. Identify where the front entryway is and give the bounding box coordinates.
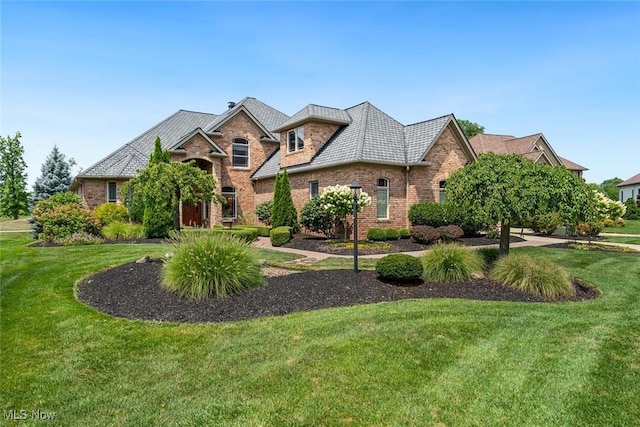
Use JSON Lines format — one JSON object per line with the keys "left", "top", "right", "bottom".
{"left": 182, "top": 201, "right": 203, "bottom": 227}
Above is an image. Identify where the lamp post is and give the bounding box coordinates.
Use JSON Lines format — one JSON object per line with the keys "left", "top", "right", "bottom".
{"left": 350, "top": 180, "right": 361, "bottom": 273}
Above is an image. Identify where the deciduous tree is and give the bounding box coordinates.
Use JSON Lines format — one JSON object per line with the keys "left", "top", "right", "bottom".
{"left": 457, "top": 119, "right": 485, "bottom": 140}
{"left": 0, "top": 132, "right": 29, "bottom": 219}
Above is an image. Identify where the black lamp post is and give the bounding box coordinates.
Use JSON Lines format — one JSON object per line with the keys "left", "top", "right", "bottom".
{"left": 350, "top": 180, "right": 361, "bottom": 273}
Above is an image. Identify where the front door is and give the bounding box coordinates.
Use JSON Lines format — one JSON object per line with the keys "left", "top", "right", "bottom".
{"left": 182, "top": 201, "right": 202, "bottom": 227}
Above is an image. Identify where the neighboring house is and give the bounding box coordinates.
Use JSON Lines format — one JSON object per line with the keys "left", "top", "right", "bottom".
{"left": 71, "top": 97, "right": 477, "bottom": 235}
{"left": 617, "top": 173, "right": 640, "bottom": 204}
{"left": 468, "top": 133, "right": 588, "bottom": 177}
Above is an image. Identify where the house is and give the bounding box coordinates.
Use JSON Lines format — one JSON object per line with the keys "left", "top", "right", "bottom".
{"left": 468, "top": 133, "right": 588, "bottom": 177}
{"left": 71, "top": 97, "right": 477, "bottom": 235}
{"left": 617, "top": 173, "right": 640, "bottom": 204}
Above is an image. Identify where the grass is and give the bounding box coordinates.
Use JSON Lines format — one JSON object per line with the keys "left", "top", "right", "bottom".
{"left": 603, "top": 218, "right": 640, "bottom": 234}
{"left": 0, "top": 217, "right": 31, "bottom": 231}
{"left": 492, "top": 253, "right": 574, "bottom": 299}
{"left": 421, "top": 242, "right": 484, "bottom": 282}
{"left": 601, "top": 236, "right": 640, "bottom": 245}
{"left": 2, "top": 233, "right": 640, "bottom": 425}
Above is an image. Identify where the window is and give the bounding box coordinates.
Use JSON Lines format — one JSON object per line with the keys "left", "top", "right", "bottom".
{"left": 221, "top": 187, "right": 237, "bottom": 219}
{"left": 377, "top": 178, "right": 389, "bottom": 219}
{"left": 439, "top": 180, "right": 447, "bottom": 203}
{"left": 232, "top": 138, "right": 249, "bottom": 167}
{"left": 287, "top": 127, "right": 304, "bottom": 152}
{"left": 107, "top": 182, "right": 117, "bottom": 203}
{"left": 309, "top": 181, "right": 319, "bottom": 199}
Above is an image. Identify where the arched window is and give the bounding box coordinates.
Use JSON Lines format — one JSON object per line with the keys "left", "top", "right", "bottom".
{"left": 439, "top": 180, "right": 447, "bottom": 203}
{"left": 232, "top": 138, "right": 249, "bottom": 167}
{"left": 221, "top": 187, "right": 237, "bottom": 219}
{"left": 377, "top": 178, "right": 389, "bottom": 219}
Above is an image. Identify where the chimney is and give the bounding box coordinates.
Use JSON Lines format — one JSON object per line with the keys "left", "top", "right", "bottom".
{"left": 228, "top": 101, "right": 236, "bottom": 109}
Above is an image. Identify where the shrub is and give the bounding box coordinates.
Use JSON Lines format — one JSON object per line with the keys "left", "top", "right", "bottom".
{"left": 57, "top": 231, "right": 104, "bottom": 246}
{"left": 570, "top": 221, "right": 604, "bottom": 238}
{"left": 162, "top": 232, "right": 265, "bottom": 300}
{"left": 36, "top": 204, "right": 102, "bottom": 242}
{"left": 436, "top": 225, "right": 464, "bottom": 242}
{"left": 270, "top": 226, "right": 292, "bottom": 247}
{"left": 271, "top": 170, "right": 299, "bottom": 232}
{"left": 410, "top": 225, "right": 439, "bottom": 244}
{"left": 367, "top": 228, "right": 386, "bottom": 241}
{"left": 256, "top": 226, "right": 271, "bottom": 237}
{"left": 143, "top": 205, "right": 173, "bottom": 238}
{"left": 421, "top": 243, "right": 484, "bottom": 282}
{"left": 408, "top": 202, "right": 484, "bottom": 236}
{"left": 399, "top": 228, "right": 411, "bottom": 239}
{"left": 528, "top": 212, "right": 562, "bottom": 235}
{"left": 300, "top": 196, "right": 338, "bottom": 238}
{"left": 94, "top": 203, "right": 129, "bottom": 225}
{"left": 491, "top": 253, "right": 574, "bottom": 299}
{"left": 213, "top": 228, "right": 258, "bottom": 242}
{"left": 385, "top": 228, "right": 400, "bottom": 240}
{"left": 31, "top": 192, "right": 85, "bottom": 240}
{"left": 255, "top": 200, "right": 273, "bottom": 226}
{"left": 623, "top": 197, "right": 640, "bottom": 220}
{"left": 376, "top": 254, "right": 423, "bottom": 283}
{"left": 476, "top": 247, "right": 501, "bottom": 270}
{"left": 102, "top": 221, "right": 146, "bottom": 239}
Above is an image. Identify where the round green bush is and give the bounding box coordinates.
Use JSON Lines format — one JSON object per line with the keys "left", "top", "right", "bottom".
{"left": 94, "top": 202, "right": 129, "bottom": 225}
{"left": 376, "top": 254, "right": 423, "bottom": 283}
{"left": 491, "top": 253, "right": 574, "bottom": 299}
{"left": 399, "top": 228, "right": 411, "bottom": 239}
{"left": 385, "top": 228, "right": 400, "bottom": 240}
{"left": 255, "top": 200, "right": 273, "bottom": 226}
{"left": 421, "top": 243, "right": 484, "bottom": 282}
{"left": 270, "top": 226, "right": 292, "bottom": 247}
{"left": 162, "top": 232, "right": 265, "bottom": 300}
{"left": 367, "top": 228, "right": 386, "bottom": 241}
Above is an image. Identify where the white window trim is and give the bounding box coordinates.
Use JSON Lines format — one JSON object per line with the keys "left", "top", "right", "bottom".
{"left": 309, "top": 181, "right": 319, "bottom": 199}
{"left": 107, "top": 181, "right": 117, "bottom": 203}
{"left": 377, "top": 178, "right": 389, "bottom": 220}
{"left": 287, "top": 127, "right": 304, "bottom": 153}
{"left": 231, "top": 137, "right": 250, "bottom": 168}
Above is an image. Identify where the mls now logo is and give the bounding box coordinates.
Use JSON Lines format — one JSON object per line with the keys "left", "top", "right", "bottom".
{"left": 4, "top": 409, "right": 56, "bottom": 420}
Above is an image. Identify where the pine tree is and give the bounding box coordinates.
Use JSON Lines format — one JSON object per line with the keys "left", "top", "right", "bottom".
{"left": 149, "top": 136, "right": 170, "bottom": 164}
{"left": 32, "top": 146, "right": 75, "bottom": 205}
{"left": 271, "top": 169, "right": 299, "bottom": 231}
{"left": 0, "top": 132, "right": 29, "bottom": 219}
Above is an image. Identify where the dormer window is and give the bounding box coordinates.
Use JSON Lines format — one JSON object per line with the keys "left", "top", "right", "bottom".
{"left": 232, "top": 137, "right": 249, "bottom": 167}
{"left": 287, "top": 127, "right": 304, "bottom": 152}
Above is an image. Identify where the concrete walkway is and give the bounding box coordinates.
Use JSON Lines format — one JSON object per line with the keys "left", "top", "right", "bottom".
{"left": 252, "top": 233, "right": 640, "bottom": 263}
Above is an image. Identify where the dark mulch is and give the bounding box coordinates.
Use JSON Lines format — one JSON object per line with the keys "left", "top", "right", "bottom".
{"left": 77, "top": 260, "right": 599, "bottom": 324}
{"left": 281, "top": 234, "right": 525, "bottom": 255}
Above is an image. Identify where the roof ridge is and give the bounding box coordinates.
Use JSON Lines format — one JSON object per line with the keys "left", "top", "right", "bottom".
{"left": 406, "top": 113, "right": 454, "bottom": 127}
{"left": 358, "top": 102, "right": 370, "bottom": 160}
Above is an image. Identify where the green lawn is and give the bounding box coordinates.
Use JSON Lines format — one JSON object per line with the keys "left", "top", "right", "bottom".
{"left": 0, "top": 217, "right": 31, "bottom": 231}
{"left": 603, "top": 219, "right": 640, "bottom": 235}
{"left": 601, "top": 236, "right": 640, "bottom": 245}
{"left": 2, "top": 233, "right": 639, "bottom": 425}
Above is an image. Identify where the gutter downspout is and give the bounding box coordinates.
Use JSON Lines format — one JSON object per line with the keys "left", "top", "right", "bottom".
{"left": 405, "top": 166, "right": 410, "bottom": 229}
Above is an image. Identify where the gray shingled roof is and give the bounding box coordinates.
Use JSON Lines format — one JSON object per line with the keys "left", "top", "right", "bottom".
{"left": 78, "top": 110, "right": 218, "bottom": 178}
{"left": 204, "top": 97, "right": 290, "bottom": 140}
{"left": 252, "top": 102, "right": 458, "bottom": 179}
{"left": 273, "top": 104, "right": 352, "bottom": 132}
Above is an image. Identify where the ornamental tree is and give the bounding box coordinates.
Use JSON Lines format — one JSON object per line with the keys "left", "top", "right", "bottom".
{"left": 271, "top": 169, "right": 299, "bottom": 231}
{"left": 318, "top": 184, "right": 371, "bottom": 239}
{"left": 0, "top": 132, "right": 29, "bottom": 219}
{"left": 32, "top": 146, "right": 76, "bottom": 205}
{"left": 446, "top": 153, "right": 591, "bottom": 255}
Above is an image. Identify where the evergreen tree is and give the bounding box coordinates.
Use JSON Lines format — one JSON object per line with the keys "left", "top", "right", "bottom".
{"left": 271, "top": 169, "right": 299, "bottom": 231}
{"left": 0, "top": 132, "right": 29, "bottom": 219}
{"left": 149, "top": 136, "right": 170, "bottom": 164}
{"left": 32, "top": 145, "right": 75, "bottom": 205}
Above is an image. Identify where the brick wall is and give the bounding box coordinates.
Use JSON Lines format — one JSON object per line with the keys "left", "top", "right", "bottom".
{"left": 279, "top": 122, "right": 340, "bottom": 168}
{"left": 78, "top": 179, "right": 129, "bottom": 210}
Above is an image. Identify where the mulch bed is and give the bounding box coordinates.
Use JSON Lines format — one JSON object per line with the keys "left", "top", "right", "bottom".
{"left": 281, "top": 234, "right": 525, "bottom": 255}
{"left": 77, "top": 260, "right": 599, "bottom": 324}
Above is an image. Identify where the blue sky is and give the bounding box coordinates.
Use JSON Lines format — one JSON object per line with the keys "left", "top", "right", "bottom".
{"left": 2, "top": 1, "right": 639, "bottom": 187}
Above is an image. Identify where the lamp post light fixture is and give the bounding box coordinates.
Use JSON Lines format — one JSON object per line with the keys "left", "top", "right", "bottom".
{"left": 350, "top": 180, "right": 361, "bottom": 273}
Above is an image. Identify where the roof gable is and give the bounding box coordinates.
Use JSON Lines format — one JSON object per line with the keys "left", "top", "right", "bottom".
{"left": 169, "top": 128, "right": 227, "bottom": 157}
{"left": 204, "top": 97, "right": 289, "bottom": 140}
{"left": 273, "top": 104, "right": 352, "bottom": 132}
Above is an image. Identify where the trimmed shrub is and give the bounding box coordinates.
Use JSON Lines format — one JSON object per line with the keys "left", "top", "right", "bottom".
{"left": 256, "top": 226, "right": 271, "bottom": 237}
{"left": 476, "top": 247, "right": 501, "bottom": 270}
{"left": 399, "top": 228, "right": 411, "bottom": 239}
{"left": 528, "top": 212, "right": 562, "bottom": 235}
{"left": 409, "top": 202, "right": 484, "bottom": 236}
{"left": 367, "top": 228, "right": 386, "bottom": 241}
{"left": 491, "top": 253, "right": 574, "bottom": 299}
{"left": 385, "top": 228, "right": 400, "bottom": 240}
{"left": 421, "top": 243, "right": 484, "bottom": 282}
{"left": 162, "top": 232, "right": 265, "bottom": 300}
{"left": 270, "top": 226, "right": 292, "bottom": 247}
{"left": 436, "top": 225, "right": 464, "bottom": 242}
{"left": 36, "top": 204, "right": 102, "bottom": 242}
{"left": 212, "top": 228, "right": 258, "bottom": 242}
{"left": 271, "top": 170, "right": 299, "bottom": 232}
{"left": 255, "top": 200, "right": 273, "bottom": 226}
{"left": 143, "top": 207, "right": 173, "bottom": 238}
{"left": 94, "top": 203, "right": 128, "bottom": 225}
{"left": 376, "top": 254, "right": 423, "bottom": 283}
{"left": 411, "top": 225, "right": 439, "bottom": 244}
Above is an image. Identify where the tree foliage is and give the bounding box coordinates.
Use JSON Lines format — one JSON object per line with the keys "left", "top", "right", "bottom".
{"left": 0, "top": 132, "right": 29, "bottom": 219}
{"left": 123, "top": 160, "right": 218, "bottom": 238}
{"left": 271, "top": 169, "right": 299, "bottom": 231}
{"left": 32, "top": 145, "right": 76, "bottom": 205}
{"left": 149, "top": 136, "right": 170, "bottom": 164}
{"left": 446, "top": 153, "right": 591, "bottom": 254}
{"left": 597, "top": 177, "right": 623, "bottom": 201}
{"left": 457, "top": 119, "right": 485, "bottom": 140}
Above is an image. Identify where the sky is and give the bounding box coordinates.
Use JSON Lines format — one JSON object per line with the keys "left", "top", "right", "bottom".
{"left": 2, "top": 1, "right": 639, "bottom": 188}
